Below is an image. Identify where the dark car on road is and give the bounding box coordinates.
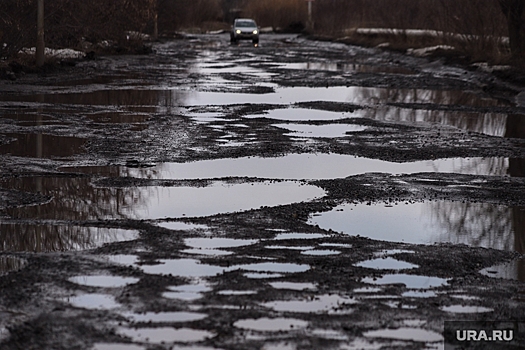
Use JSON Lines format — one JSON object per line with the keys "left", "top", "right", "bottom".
{"left": 230, "top": 18, "right": 259, "bottom": 44}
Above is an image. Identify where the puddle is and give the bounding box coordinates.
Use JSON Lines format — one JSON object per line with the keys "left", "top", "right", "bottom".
{"left": 0, "top": 256, "right": 27, "bottom": 275}
{"left": 163, "top": 283, "right": 211, "bottom": 301}
{"left": 63, "top": 154, "right": 513, "bottom": 180}
{"left": 184, "top": 237, "right": 258, "bottom": 249}
{"left": 68, "top": 275, "right": 139, "bottom": 288}
{"left": 0, "top": 133, "right": 85, "bottom": 158}
{"left": 265, "top": 245, "right": 315, "bottom": 250}
{"left": 231, "top": 262, "right": 310, "bottom": 274}
{"left": 268, "top": 282, "right": 316, "bottom": 291}
{"left": 0, "top": 223, "right": 139, "bottom": 252}
{"left": 273, "top": 123, "right": 367, "bottom": 137}
{"left": 140, "top": 259, "right": 226, "bottom": 277}
{"left": 244, "top": 273, "right": 283, "bottom": 279}
{"left": 362, "top": 274, "right": 449, "bottom": 289}
{"left": 310, "top": 328, "right": 349, "bottom": 340}
{"left": 363, "top": 327, "right": 443, "bottom": 342}
{"left": 309, "top": 201, "right": 522, "bottom": 250}
{"left": 66, "top": 293, "right": 120, "bottom": 310}
{"left": 156, "top": 222, "right": 209, "bottom": 231}
{"left": 118, "top": 327, "right": 214, "bottom": 343}
{"left": 401, "top": 291, "right": 437, "bottom": 298}
{"left": 374, "top": 106, "right": 508, "bottom": 137}
{"left": 3, "top": 86, "right": 502, "bottom": 110}
{"left": 262, "top": 294, "right": 357, "bottom": 313}
{"left": 217, "top": 290, "right": 257, "bottom": 296}
{"left": 355, "top": 257, "right": 418, "bottom": 270}
{"left": 183, "top": 248, "right": 233, "bottom": 256}
{"left": 274, "top": 62, "right": 417, "bottom": 75}
{"left": 440, "top": 305, "right": 493, "bottom": 313}
{"left": 92, "top": 343, "right": 146, "bottom": 350}
{"left": 4, "top": 178, "right": 325, "bottom": 220}
{"left": 272, "top": 233, "right": 328, "bottom": 240}
{"left": 353, "top": 287, "right": 382, "bottom": 293}
{"left": 248, "top": 108, "right": 350, "bottom": 121}
{"left": 300, "top": 249, "right": 341, "bottom": 256}
{"left": 122, "top": 311, "right": 207, "bottom": 323}
{"left": 480, "top": 258, "right": 525, "bottom": 282}
{"left": 233, "top": 317, "right": 308, "bottom": 332}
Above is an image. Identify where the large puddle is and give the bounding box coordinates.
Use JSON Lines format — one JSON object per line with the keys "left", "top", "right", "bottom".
{"left": 2, "top": 177, "right": 325, "bottom": 220}
{"left": 308, "top": 201, "right": 525, "bottom": 252}
{"left": 0, "top": 86, "right": 503, "bottom": 109}
{"left": 0, "top": 133, "right": 85, "bottom": 158}
{"left": 62, "top": 154, "right": 512, "bottom": 180}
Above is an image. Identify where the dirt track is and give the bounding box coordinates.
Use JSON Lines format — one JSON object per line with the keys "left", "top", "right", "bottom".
{"left": 1, "top": 33, "right": 525, "bottom": 350}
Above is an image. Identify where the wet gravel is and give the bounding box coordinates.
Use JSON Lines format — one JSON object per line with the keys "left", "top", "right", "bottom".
{"left": 0, "top": 33, "right": 525, "bottom": 349}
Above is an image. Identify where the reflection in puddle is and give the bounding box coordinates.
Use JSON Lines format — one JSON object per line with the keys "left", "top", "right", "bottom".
{"left": 217, "top": 290, "right": 257, "bottom": 296}
{"left": 4, "top": 178, "right": 325, "bottom": 220}
{"left": 273, "top": 62, "right": 417, "bottom": 75}
{"left": 0, "top": 86, "right": 504, "bottom": 110}
{"left": 273, "top": 123, "right": 367, "bottom": 137}
{"left": 118, "top": 327, "right": 213, "bottom": 343}
{"left": 0, "top": 133, "right": 85, "bottom": 158}
{"left": 355, "top": 257, "right": 418, "bottom": 270}
{"left": 233, "top": 317, "right": 308, "bottom": 332}
{"left": 363, "top": 327, "right": 443, "bottom": 342}
{"left": 244, "top": 273, "right": 283, "bottom": 279}
{"left": 156, "top": 222, "right": 209, "bottom": 231}
{"left": 86, "top": 111, "right": 149, "bottom": 124}
{"left": 362, "top": 274, "right": 449, "bottom": 289}
{"left": 300, "top": 249, "right": 341, "bottom": 256}
{"left": 0, "top": 256, "right": 27, "bottom": 275}
{"left": 309, "top": 201, "right": 520, "bottom": 250}
{"left": 401, "top": 291, "right": 437, "bottom": 298}
{"left": 268, "top": 282, "right": 316, "bottom": 291}
{"left": 163, "top": 283, "right": 211, "bottom": 301}
{"left": 272, "top": 233, "right": 328, "bottom": 240}
{"left": 262, "top": 294, "right": 356, "bottom": 313}
{"left": 141, "top": 259, "right": 226, "bottom": 277}
{"left": 66, "top": 293, "right": 120, "bottom": 310}
{"left": 64, "top": 154, "right": 512, "bottom": 180}
{"left": 480, "top": 258, "right": 525, "bottom": 282}
{"left": 0, "top": 223, "right": 138, "bottom": 252}
{"left": 122, "top": 311, "right": 207, "bottom": 323}
{"left": 248, "top": 108, "right": 349, "bottom": 121}
{"left": 92, "top": 343, "right": 146, "bottom": 350}
{"left": 232, "top": 262, "right": 310, "bottom": 274}
{"left": 68, "top": 275, "right": 139, "bottom": 288}
{"left": 440, "top": 305, "right": 493, "bottom": 313}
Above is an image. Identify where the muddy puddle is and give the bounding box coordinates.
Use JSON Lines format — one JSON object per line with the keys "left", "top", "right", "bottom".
{"left": 0, "top": 133, "right": 85, "bottom": 158}
{"left": 309, "top": 201, "right": 524, "bottom": 251}
{"left": 61, "top": 154, "right": 512, "bottom": 180}
{"left": 2, "top": 177, "right": 325, "bottom": 221}
{"left": 0, "top": 223, "right": 138, "bottom": 252}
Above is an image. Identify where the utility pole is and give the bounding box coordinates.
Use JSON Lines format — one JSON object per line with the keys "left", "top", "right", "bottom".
{"left": 36, "top": 0, "right": 45, "bottom": 67}
{"left": 306, "top": 0, "right": 314, "bottom": 32}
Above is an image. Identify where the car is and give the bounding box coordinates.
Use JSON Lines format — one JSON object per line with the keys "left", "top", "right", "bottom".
{"left": 230, "top": 18, "right": 259, "bottom": 44}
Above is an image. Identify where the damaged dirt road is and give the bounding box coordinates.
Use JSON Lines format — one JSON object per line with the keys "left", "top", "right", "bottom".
{"left": 1, "top": 33, "right": 525, "bottom": 349}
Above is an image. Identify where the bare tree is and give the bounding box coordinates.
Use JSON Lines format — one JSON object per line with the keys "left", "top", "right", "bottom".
{"left": 499, "top": 0, "right": 525, "bottom": 56}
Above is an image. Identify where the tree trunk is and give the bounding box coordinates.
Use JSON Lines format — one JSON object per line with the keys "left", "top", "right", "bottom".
{"left": 499, "top": 0, "right": 525, "bottom": 56}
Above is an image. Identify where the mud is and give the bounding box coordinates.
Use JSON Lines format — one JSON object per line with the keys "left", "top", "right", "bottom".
{"left": 1, "top": 33, "right": 525, "bottom": 349}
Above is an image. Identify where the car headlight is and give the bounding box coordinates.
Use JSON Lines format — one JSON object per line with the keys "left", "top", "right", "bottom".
{"left": 236, "top": 30, "right": 241, "bottom": 34}
{"left": 253, "top": 30, "right": 258, "bottom": 35}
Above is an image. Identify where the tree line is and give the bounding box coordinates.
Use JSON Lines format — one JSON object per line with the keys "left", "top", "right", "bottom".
{"left": 0, "top": 0, "right": 524, "bottom": 64}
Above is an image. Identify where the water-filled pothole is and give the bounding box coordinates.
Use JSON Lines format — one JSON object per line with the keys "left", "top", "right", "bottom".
{"left": 122, "top": 311, "right": 207, "bottom": 323}
{"left": 262, "top": 294, "right": 356, "bottom": 313}
{"left": 309, "top": 201, "right": 521, "bottom": 250}
{"left": 440, "top": 305, "right": 493, "bottom": 313}
{"left": 363, "top": 327, "right": 443, "bottom": 342}
{"left": 233, "top": 317, "right": 308, "bottom": 332}
{"left": 268, "top": 282, "right": 316, "bottom": 291}
{"left": 273, "top": 123, "right": 367, "bottom": 137}
{"left": 62, "top": 154, "right": 511, "bottom": 180}
{"left": 355, "top": 257, "right": 418, "bottom": 270}
{"left": 66, "top": 293, "right": 120, "bottom": 310}
{"left": 117, "top": 327, "right": 214, "bottom": 343}
{"left": 480, "top": 258, "right": 525, "bottom": 282}
{"left": 0, "top": 133, "right": 85, "bottom": 158}
{"left": 0, "top": 223, "right": 138, "bottom": 252}
{"left": 361, "top": 274, "right": 449, "bottom": 289}
{"left": 4, "top": 178, "right": 325, "bottom": 220}
{"left": 68, "top": 275, "right": 139, "bottom": 288}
